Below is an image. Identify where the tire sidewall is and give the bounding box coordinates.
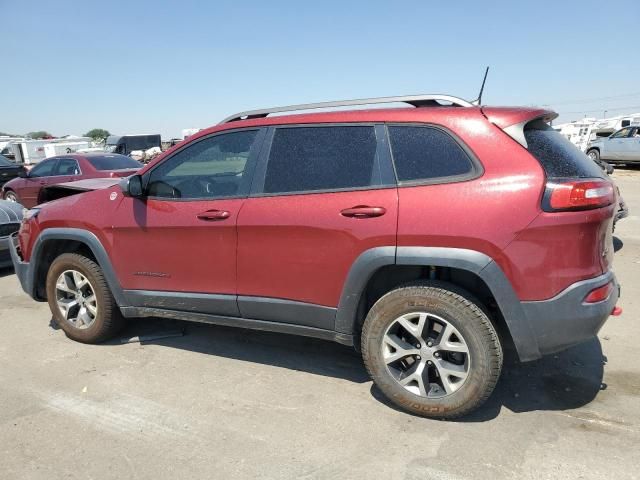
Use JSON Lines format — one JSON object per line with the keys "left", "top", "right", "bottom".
{"left": 46, "top": 254, "right": 111, "bottom": 343}
{"left": 363, "top": 285, "right": 499, "bottom": 417}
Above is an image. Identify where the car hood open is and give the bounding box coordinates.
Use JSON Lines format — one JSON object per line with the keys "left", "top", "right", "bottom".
{"left": 40, "top": 177, "right": 122, "bottom": 204}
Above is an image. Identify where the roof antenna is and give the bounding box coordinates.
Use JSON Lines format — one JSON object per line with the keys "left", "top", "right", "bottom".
{"left": 473, "top": 66, "right": 490, "bottom": 106}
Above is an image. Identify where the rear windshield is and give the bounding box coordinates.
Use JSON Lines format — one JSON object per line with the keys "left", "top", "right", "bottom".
{"left": 524, "top": 122, "right": 604, "bottom": 179}
{"left": 87, "top": 154, "right": 142, "bottom": 171}
{"left": 0, "top": 155, "right": 12, "bottom": 167}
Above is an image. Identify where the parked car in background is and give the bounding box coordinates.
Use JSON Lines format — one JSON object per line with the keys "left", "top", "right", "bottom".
{"left": 587, "top": 125, "right": 640, "bottom": 165}
{"left": 0, "top": 154, "right": 25, "bottom": 187}
{"left": 0, "top": 199, "right": 22, "bottom": 268}
{"left": 9, "top": 94, "right": 622, "bottom": 419}
{"left": 105, "top": 134, "right": 161, "bottom": 155}
{"left": 1, "top": 153, "right": 142, "bottom": 208}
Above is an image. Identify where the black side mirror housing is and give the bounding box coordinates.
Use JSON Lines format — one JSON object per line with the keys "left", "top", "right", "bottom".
{"left": 120, "top": 174, "right": 144, "bottom": 198}
{"left": 18, "top": 166, "right": 28, "bottom": 178}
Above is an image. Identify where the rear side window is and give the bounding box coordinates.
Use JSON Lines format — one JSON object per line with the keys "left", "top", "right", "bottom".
{"left": 88, "top": 154, "right": 142, "bottom": 171}
{"left": 524, "top": 123, "right": 603, "bottom": 178}
{"left": 388, "top": 126, "right": 475, "bottom": 182}
{"left": 263, "top": 126, "right": 379, "bottom": 194}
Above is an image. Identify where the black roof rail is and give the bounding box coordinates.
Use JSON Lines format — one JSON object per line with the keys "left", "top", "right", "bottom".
{"left": 219, "top": 94, "right": 474, "bottom": 124}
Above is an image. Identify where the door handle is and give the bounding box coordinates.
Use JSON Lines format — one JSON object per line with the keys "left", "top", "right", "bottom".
{"left": 340, "top": 205, "right": 386, "bottom": 218}
{"left": 197, "top": 210, "right": 230, "bottom": 221}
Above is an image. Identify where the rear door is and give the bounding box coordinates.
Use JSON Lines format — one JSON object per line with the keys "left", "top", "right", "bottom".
{"left": 236, "top": 124, "right": 397, "bottom": 330}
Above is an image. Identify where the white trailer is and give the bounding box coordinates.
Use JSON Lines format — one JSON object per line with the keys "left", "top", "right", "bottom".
{"left": 7, "top": 138, "right": 91, "bottom": 165}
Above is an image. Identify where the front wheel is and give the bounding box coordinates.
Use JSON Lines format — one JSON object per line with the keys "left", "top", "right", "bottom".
{"left": 46, "top": 253, "right": 124, "bottom": 343}
{"left": 4, "top": 190, "right": 19, "bottom": 203}
{"left": 361, "top": 281, "right": 503, "bottom": 419}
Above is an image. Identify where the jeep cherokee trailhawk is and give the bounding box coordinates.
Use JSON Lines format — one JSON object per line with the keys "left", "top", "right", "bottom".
{"left": 10, "top": 94, "right": 621, "bottom": 418}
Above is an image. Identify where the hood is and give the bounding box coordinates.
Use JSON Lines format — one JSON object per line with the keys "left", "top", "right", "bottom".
{"left": 49, "top": 177, "right": 122, "bottom": 192}
{"left": 39, "top": 177, "right": 122, "bottom": 205}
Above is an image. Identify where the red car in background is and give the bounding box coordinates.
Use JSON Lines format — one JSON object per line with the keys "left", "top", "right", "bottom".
{"left": 1, "top": 153, "right": 142, "bottom": 208}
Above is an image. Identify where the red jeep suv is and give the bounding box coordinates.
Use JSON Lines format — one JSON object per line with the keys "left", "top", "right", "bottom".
{"left": 9, "top": 95, "right": 620, "bottom": 418}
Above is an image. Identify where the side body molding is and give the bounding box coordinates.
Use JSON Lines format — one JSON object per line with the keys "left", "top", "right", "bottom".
{"left": 29, "top": 228, "right": 128, "bottom": 306}
{"left": 335, "top": 246, "right": 541, "bottom": 361}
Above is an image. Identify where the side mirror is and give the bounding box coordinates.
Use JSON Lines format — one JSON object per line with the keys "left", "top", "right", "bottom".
{"left": 18, "top": 166, "right": 28, "bottom": 178}
{"left": 121, "top": 174, "right": 144, "bottom": 198}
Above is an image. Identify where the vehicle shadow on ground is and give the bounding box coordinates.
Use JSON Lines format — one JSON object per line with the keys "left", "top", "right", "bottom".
{"left": 0, "top": 267, "right": 15, "bottom": 278}
{"left": 372, "top": 338, "right": 606, "bottom": 422}
{"left": 91, "top": 316, "right": 607, "bottom": 419}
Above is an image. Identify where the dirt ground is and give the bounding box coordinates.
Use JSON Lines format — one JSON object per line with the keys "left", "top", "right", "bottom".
{"left": 1, "top": 169, "right": 639, "bottom": 480}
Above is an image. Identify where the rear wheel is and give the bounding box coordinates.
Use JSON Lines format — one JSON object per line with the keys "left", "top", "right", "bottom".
{"left": 46, "top": 253, "right": 124, "bottom": 343}
{"left": 4, "top": 190, "right": 18, "bottom": 203}
{"left": 361, "top": 281, "right": 502, "bottom": 419}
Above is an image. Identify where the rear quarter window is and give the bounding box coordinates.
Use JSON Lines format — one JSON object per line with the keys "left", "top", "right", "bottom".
{"left": 388, "top": 125, "right": 476, "bottom": 183}
{"left": 524, "top": 123, "right": 604, "bottom": 179}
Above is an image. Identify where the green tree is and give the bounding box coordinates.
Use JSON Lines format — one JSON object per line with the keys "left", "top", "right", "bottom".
{"left": 27, "top": 131, "right": 53, "bottom": 139}
{"left": 84, "top": 128, "right": 111, "bottom": 141}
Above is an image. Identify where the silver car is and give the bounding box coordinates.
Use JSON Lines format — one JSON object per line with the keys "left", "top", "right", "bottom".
{"left": 587, "top": 125, "right": 640, "bottom": 164}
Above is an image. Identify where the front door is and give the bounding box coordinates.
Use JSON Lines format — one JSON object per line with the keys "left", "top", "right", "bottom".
{"left": 605, "top": 127, "right": 632, "bottom": 160}
{"left": 21, "top": 158, "right": 59, "bottom": 207}
{"left": 236, "top": 124, "right": 397, "bottom": 329}
{"left": 110, "top": 128, "right": 264, "bottom": 316}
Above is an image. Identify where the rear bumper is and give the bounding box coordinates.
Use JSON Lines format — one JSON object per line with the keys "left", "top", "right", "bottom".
{"left": 9, "top": 233, "right": 35, "bottom": 298}
{"left": 521, "top": 271, "right": 618, "bottom": 357}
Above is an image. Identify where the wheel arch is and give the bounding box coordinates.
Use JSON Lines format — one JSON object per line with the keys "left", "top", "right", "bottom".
{"left": 29, "top": 228, "right": 126, "bottom": 306}
{"left": 335, "top": 246, "right": 541, "bottom": 361}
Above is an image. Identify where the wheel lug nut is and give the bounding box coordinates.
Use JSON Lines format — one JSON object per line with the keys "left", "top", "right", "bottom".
{"left": 427, "top": 361, "right": 432, "bottom": 365}
{"left": 416, "top": 344, "right": 421, "bottom": 348}
{"left": 434, "top": 352, "right": 440, "bottom": 358}
{"left": 427, "top": 342, "right": 433, "bottom": 347}
{"left": 417, "top": 356, "right": 421, "bottom": 360}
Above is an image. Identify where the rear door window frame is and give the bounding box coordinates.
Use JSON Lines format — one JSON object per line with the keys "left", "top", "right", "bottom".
{"left": 250, "top": 123, "right": 396, "bottom": 197}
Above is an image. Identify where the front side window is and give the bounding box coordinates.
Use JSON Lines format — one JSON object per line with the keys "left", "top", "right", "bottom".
{"left": 388, "top": 126, "right": 474, "bottom": 182}
{"left": 263, "top": 126, "right": 379, "bottom": 194}
{"left": 29, "top": 159, "right": 57, "bottom": 178}
{"left": 611, "top": 128, "right": 632, "bottom": 139}
{"left": 55, "top": 158, "right": 80, "bottom": 175}
{"left": 147, "top": 130, "right": 258, "bottom": 199}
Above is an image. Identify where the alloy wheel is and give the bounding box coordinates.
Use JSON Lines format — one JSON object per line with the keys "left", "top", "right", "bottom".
{"left": 55, "top": 270, "right": 98, "bottom": 329}
{"left": 382, "top": 311, "right": 471, "bottom": 398}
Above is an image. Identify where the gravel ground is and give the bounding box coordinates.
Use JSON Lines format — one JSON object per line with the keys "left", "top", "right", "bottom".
{"left": 1, "top": 169, "right": 639, "bottom": 480}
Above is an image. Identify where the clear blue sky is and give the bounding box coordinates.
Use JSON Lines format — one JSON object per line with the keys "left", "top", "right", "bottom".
{"left": 2, "top": 0, "right": 639, "bottom": 138}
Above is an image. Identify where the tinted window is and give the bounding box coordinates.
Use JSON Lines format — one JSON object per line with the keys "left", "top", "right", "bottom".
{"left": 29, "top": 159, "right": 57, "bottom": 177}
{"left": 524, "top": 123, "right": 603, "bottom": 178}
{"left": 263, "top": 126, "right": 379, "bottom": 194}
{"left": 87, "top": 154, "right": 142, "bottom": 171}
{"left": 388, "top": 126, "right": 474, "bottom": 182}
{"left": 55, "top": 158, "right": 80, "bottom": 175}
{"left": 0, "top": 155, "right": 12, "bottom": 167}
{"left": 147, "top": 130, "right": 257, "bottom": 199}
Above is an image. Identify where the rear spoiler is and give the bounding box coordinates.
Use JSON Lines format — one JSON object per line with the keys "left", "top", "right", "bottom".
{"left": 482, "top": 107, "right": 558, "bottom": 148}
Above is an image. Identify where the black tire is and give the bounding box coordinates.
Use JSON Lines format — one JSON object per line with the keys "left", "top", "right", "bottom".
{"left": 361, "top": 281, "right": 502, "bottom": 419}
{"left": 46, "top": 253, "right": 124, "bottom": 343}
{"left": 587, "top": 149, "right": 612, "bottom": 173}
{"left": 3, "top": 189, "right": 19, "bottom": 203}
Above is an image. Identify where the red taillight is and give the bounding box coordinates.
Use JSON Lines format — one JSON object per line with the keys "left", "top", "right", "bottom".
{"left": 544, "top": 179, "right": 614, "bottom": 212}
{"left": 584, "top": 282, "right": 613, "bottom": 303}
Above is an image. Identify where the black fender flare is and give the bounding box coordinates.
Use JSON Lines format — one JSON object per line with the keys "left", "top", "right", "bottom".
{"left": 335, "top": 246, "right": 540, "bottom": 361}
{"left": 29, "top": 228, "right": 127, "bottom": 306}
